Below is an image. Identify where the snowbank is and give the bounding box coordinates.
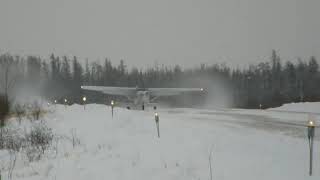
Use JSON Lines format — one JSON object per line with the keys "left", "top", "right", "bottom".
{"left": 269, "top": 102, "right": 320, "bottom": 114}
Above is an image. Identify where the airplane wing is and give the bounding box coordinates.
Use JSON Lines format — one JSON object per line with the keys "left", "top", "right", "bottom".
{"left": 149, "top": 88, "right": 204, "bottom": 96}
{"left": 81, "top": 86, "right": 137, "bottom": 96}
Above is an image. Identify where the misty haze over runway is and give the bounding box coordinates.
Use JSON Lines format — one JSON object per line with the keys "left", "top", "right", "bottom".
{"left": 0, "top": 0, "right": 319, "bottom": 68}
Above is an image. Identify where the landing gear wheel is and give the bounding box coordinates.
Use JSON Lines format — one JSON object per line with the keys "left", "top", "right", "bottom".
{"left": 153, "top": 106, "right": 157, "bottom": 110}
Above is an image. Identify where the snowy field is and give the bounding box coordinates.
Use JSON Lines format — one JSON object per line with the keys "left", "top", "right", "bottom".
{"left": 1, "top": 102, "right": 320, "bottom": 179}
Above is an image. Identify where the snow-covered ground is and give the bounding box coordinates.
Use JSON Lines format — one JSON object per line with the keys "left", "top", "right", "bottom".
{"left": 269, "top": 102, "right": 320, "bottom": 114}
{"left": 1, "top": 102, "right": 320, "bottom": 179}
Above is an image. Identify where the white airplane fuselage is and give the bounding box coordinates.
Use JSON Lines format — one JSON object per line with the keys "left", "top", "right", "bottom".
{"left": 133, "top": 91, "right": 151, "bottom": 105}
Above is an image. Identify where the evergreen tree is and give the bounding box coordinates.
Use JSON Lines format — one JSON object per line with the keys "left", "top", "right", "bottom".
{"left": 72, "top": 56, "right": 83, "bottom": 102}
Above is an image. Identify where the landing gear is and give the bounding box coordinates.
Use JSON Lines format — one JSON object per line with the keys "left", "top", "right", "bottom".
{"left": 126, "top": 106, "right": 131, "bottom": 110}
{"left": 142, "top": 104, "right": 145, "bottom": 110}
{"left": 153, "top": 106, "right": 157, "bottom": 110}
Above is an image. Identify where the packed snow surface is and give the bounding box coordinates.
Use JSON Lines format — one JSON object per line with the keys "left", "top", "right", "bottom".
{"left": 1, "top": 102, "right": 320, "bottom": 179}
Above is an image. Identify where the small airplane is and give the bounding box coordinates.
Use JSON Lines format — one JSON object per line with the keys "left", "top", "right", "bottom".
{"left": 81, "top": 86, "right": 204, "bottom": 109}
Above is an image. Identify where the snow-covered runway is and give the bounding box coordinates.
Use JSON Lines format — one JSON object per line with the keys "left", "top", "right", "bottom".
{"left": 1, "top": 103, "right": 320, "bottom": 179}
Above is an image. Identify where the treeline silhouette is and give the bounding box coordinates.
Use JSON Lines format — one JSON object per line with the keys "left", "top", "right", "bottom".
{"left": 0, "top": 50, "right": 319, "bottom": 109}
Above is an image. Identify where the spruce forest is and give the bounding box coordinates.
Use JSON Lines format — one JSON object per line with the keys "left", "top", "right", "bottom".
{"left": 0, "top": 50, "right": 319, "bottom": 109}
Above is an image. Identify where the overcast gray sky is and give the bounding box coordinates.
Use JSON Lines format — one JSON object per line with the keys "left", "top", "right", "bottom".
{"left": 0, "top": 0, "right": 319, "bottom": 69}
